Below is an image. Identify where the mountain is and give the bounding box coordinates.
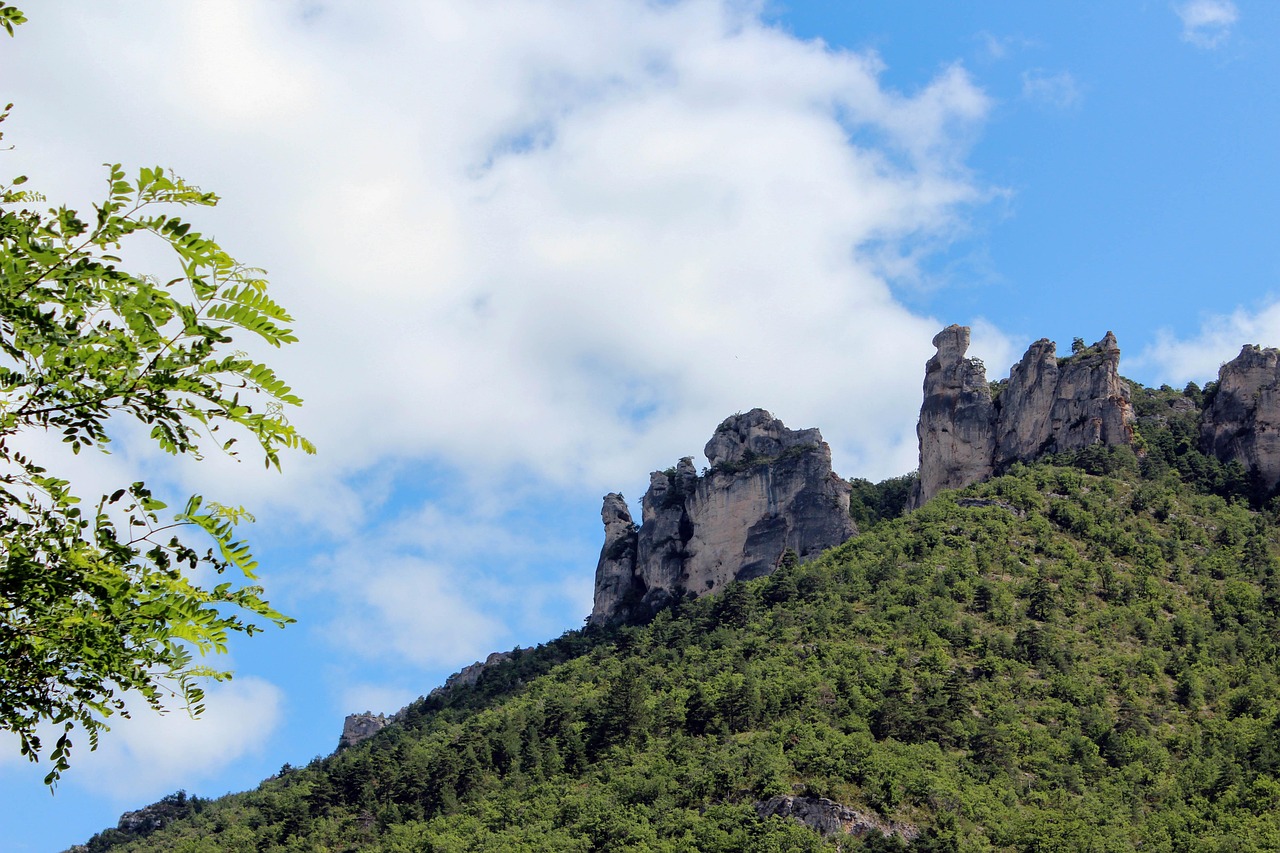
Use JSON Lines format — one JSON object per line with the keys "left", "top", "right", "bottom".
{"left": 69, "top": 331, "right": 1280, "bottom": 851}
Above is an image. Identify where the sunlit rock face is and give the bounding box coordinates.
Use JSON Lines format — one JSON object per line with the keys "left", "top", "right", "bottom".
{"left": 914, "top": 324, "right": 998, "bottom": 507}
{"left": 1201, "top": 344, "right": 1280, "bottom": 490}
{"left": 338, "top": 712, "right": 391, "bottom": 749}
{"left": 588, "top": 409, "right": 857, "bottom": 627}
{"left": 912, "top": 327, "right": 1134, "bottom": 507}
{"left": 996, "top": 331, "right": 1132, "bottom": 468}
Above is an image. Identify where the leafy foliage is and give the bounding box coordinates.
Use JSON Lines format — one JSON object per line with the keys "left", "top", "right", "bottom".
{"left": 1, "top": 117, "right": 312, "bottom": 780}
{"left": 849, "top": 473, "right": 917, "bottom": 532}
{"left": 76, "top": 455, "right": 1280, "bottom": 851}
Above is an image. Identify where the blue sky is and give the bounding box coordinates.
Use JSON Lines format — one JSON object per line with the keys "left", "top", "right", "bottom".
{"left": 4, "top": 1, "right": 1280, "bottom": 849}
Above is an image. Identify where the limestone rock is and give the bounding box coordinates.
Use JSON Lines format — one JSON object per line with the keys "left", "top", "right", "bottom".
{"left": 589, "top": 493, "right": 640, "bottom": 624}
{"left": 339, "top": 712, "right": 391, "bottom": 749}
{"left": 588, "top": 410, "right": 857, "bottom": 626}
{"left": 913, "top": 327, "right": 1134, "bottom": 506}
{"left": 994, "top": 337, "right": 1059, "bottom": 467}
{"left": 754, "top": 795, "right": 919, "bottom": 841}
{"left": 704, "top": 407, "right": 823, "bottom": 467}
{"left": 1201, "top": 344, "right": 1280, "bottom": 490}
{"left": 997, "top": 331, "right": 1132, "bottom": 467}
{"left": 428, "top": 650, "right": 516, "bottom": 698}
{"left": 914, "top": 324, "right": 997, "bottom": 506}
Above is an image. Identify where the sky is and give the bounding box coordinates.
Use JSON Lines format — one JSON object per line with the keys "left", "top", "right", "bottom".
{"left": 4, "top": 0, "right": 1280, "bottom": 849}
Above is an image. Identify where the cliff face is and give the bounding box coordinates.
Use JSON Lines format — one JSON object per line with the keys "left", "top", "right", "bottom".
{"left": 915, "top": 325, "right": 998, "bottom": 503}
{"left": 588, "top": 409, "right": 857, "bottom": 626}
{"left": 339, "top": 712, "right": 391, "bottom": 749}
{"left": 1201, "top": 344, "right": 1280, "bottom": 490}
{"left": 996, "top": 331, "right": 1132, "bottom": 467}
{"left": 913, "top": 326, "right": 1134, "bottom": 506}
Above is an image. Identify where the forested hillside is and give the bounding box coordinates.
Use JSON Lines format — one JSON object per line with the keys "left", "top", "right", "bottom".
{"left": 74, "top": 383, "right": 1280, "bottom": 852}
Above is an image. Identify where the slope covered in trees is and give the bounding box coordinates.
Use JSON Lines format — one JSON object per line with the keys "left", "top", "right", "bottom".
{"left": 73, "top": 381, "right": 1280, "bottom": 852}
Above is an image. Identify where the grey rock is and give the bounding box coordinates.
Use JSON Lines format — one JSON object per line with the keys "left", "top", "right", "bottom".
{"left": 914, "top": 324, "right": 998, "bottom": 507}
{"left": 589, "top": 410, "right": 857, "bottom": 626}
{"left": 1201, "top": 344, "right": 1280, "bottom": 490}
{"left": 588, "top": 493, "right": 640, "bottom": 625}
{"left": 338, "top": 712, "right": 391, "bottom": 749}
{"left": 428, "top": 650, "right": 516, "bottom": 697}
{"left": 913, "top": 327, "right": 1134, "bottom": 506}
{"left": 997, "top": 331, "right": 1132, "bottom": 468}
{"left": 956, "top": 498, "right": 1024, "bottom": 516}
{"left": 755, "top": 795, "right": 919, "bottom": 841}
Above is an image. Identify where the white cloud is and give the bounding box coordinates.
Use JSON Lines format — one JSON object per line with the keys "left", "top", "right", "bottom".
{"left": 339, "top": 683, "right": 421, "bottom": 718}
{"left": 1021, "top": 69, "right": 1082, "bottom": 109}
{"left": 976, "top": 32, "right": 1038, "bottom": 62}
{"left": 1175, "top": 0, "right": 1239, "bottom": 48}
{"left": 0, "top": 677, "right": 284, "bottom": 800}
{"left": 316, "top": 551, "right": 507, "bottom": 668}
{"left": 1133, "top": 299, "right": 1280, "bottom": 385}
{"left": 5, "top": 0, "right": 991, "bottom": 507}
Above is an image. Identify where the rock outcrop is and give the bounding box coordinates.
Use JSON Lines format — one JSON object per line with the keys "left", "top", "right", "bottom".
{"left": 427, "top": 650, "right": 517, "bottom": 698}
{"left": 915, "top": 325, "right": 998, "bottom": 502}
{"left": 588, "top": 409, "right": 857, "bottom": 626}
{"left": 995, "top": 331, "right": 1132, "bottom": 468}
{"left": 754, "top": 796, "right": 919, "bottom": 841}
{"left": 1201, "top": 344, "right": 1280, "bottom": 491}
{"left": 913, "top": 326, "right": 1134, "bottom": 506}
{"left": 339, "top": 712, "right": 392, "bottom": 749}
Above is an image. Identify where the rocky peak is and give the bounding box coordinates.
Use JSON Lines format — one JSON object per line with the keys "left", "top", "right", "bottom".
{"left": 590, "top": 494, "right": 641, "bottom": 626}
{"left": 704, "top": 408, "right": 824, "bottom": 468}
{"left": 913, "top": 327, "right": 1134, "bottom": 506}
{"left": 915, "top": 325, "right": 998, "bottom": 506}
{"left": 588, "top": 409, "right": 856, "bottom": 627}
{"left": 1201, "top": 344, "right": 1280, "bottom": 490}
{"left": 339, "top": 712, "right": 392, "bottom": 750}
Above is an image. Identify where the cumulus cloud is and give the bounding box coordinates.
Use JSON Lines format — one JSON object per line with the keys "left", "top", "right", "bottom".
{"left": 1175, "top": 0, "right": 1239, "bottom": 48}
{"left": 6, "top": 0, "right": 992, "bottom": 508}
{"left": 0, "top": 677, "right": 283, "bottom": 800}
{"left": 1133, "top": 299, "right": 1280, "bottom": 385}
{"left": 1021, "top": 69, "right": 1082, "bottom": 109}
{"left": 318, "top": 553, "right": 506, "bottom": 668}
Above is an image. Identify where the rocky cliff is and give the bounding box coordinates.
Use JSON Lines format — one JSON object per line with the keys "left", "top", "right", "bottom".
{"left": 588, "top": 409, "right": 857, "bottom": 626}
{"left": 338, "top": 712, "right": 392, "bottom": 750}
{"left": 914, "top": 325, "right": 998, "bottom": 503}
{"left": 1201, "top": 344, "right": 1280, "bottom": 491}
{"left": 913, "top": 326, "right": 1135, "bottom": 506}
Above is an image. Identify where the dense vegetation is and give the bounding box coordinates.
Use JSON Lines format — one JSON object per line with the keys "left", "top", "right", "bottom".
{"left": 74, "top": 380, "right": 1280, "bottom": 851}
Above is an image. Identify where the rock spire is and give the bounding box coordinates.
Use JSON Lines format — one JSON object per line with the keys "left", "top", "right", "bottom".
{"left": 1201, "top": 344, "right": 1280, "bottom": 491}
{"left": 912, "top": 326, "right": 1134, "bottom": 506}
{"left": 588, "top": 409, "right": 857, "bottom": 626}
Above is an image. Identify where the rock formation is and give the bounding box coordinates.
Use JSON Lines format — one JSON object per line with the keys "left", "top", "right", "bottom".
{"left": 588, "top": 409, "right": 857, "bottom": 626}
{"left": 755, "top": 796, "right": 919, "bottom": 842}
{"left": 1201, "top": 344, "right": 1280, "bottom": 491}
{"left": 913, "top": 326, "right": 1134, "bottom": 506}
{"left": 995, "top": 331, "right": 1132, "bottom": 468}
{"left": 427, "top": 650, "right": 516, "bottom": 698}
{"left": 339, "top": 712, "right": 392, "bottom": 749}
{"left": 915, "top": 325, "right": 998, "bottom": 503}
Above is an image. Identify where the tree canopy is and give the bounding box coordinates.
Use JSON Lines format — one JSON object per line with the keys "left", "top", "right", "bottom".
{"left": 0, "top": 5, "right": 313, "bottom": 784}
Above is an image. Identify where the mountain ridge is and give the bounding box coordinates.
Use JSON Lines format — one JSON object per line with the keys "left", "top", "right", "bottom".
{"left": 69, "top": 327, "right": 1280, "bottom": 851}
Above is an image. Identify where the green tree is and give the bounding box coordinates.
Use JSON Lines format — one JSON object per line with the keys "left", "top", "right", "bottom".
{"left": 0, "top": 7, "right": 312, "bottom": 783}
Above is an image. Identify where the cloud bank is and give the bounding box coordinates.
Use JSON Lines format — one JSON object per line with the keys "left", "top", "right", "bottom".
{"left": 8, "top": 0, "right": 995, "bottom": 508}
{"left": 1135, "top": 298, "right": 1280, "bottom": 386}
